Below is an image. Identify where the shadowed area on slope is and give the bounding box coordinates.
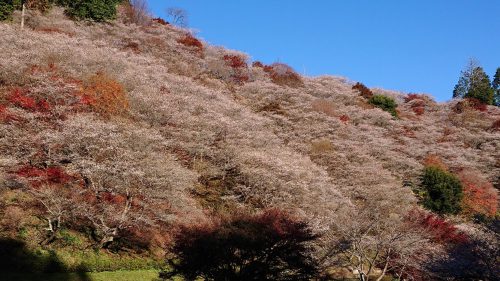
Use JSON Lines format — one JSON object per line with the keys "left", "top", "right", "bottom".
{"left": 0, "top": 237, "right": 90, "bottom": 281}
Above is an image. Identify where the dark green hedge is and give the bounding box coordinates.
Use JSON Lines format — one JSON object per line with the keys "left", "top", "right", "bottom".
{"left": 0, "top": 0, "right": 21, "bottom": 21}
{"left": 56, "top": 0, "right": 123, "bottom": 22}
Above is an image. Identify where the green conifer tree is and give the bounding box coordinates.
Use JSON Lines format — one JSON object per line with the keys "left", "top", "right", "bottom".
{"left": 492, "top": 67, "right": 500, "bottom": 106}
{"left": 453, "top": 60, "right": 494, "bottom": 105}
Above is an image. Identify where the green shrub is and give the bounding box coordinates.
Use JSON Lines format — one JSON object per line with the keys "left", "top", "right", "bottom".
{"left": 56, "top": 0, "right": 122, "bottom": 21}
{"left": 0, "top": 0, "right": 21, "bottom": 21}
{"left": 368, "top": 94, "right": 398, "bottom": 117}
{"left": 421, "top": 166, "right": 463, "bottom": 214}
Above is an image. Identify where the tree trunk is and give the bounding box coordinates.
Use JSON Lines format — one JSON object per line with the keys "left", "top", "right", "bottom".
{"left": 98, "top": 235, "right": 114, "bottom": 249}
{"left": 375, "top": 258, "right": 390, "bottom": 281}
{"left": 21, "top": 4, "right": 26, "bottom": 30}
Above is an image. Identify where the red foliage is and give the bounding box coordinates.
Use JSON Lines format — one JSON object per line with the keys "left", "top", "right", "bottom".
{"left": 0, "top": 105, "right": 20, "bottom": 123}
{"left": 465, "top": 98, "right": 488, "bottom": 112}
{"left": 409, "top": 209, "right": 468, "bottom": 244}
{"left": 423, "top": 154, "right": 448, "bottom": 171}
{"left": 231, "top": 74, "right": 249, "bottom": 84}
{"left": 35, "top": 27, "right": 75, "bottom": 37}
{"left": 7, "top": 88, "right": 36, "bottom": 110}
{"left": 223, "top": 55, "right": 247, "bottom": 69}
{"left": 263, "top": 63, "right": 303, "bottom": 88}
{"left": 80, "top": 190, "right": 97, "bottom": 204}
{"left": 177, "top": 34, "right": 203, "bottom": 56}
{"left": 457, "top": 170, "right": 498, "bottom": 217}
{"left": 339, "top": 114, "right": 350, "bottom": 123}
{"left": 7, "top": 88, "right": 51, "bottom": 113}
{"left": 14, "top": 165, "right": 73, "bottom": 187}
{"left": 404, "top": 93, "right": 425, "bottom": 103}
{"left": 412, "top": 106, "right": 425, "bottom": 116}
{"left": 152, "top": 17, "right": 169, "bottom": 25}
{"left": 101, "top": 192, "right": 127, "bottom": 205}
{"left": 223, "top": 55, "right": 249, "bottom": 84}
{"left": 453, "top": 98, "right": 487, "bottom": 113}
{"left": 352, "top": 82, "right": 373, "bottom": 99}
{"left": 252, "top": 61, "right": 264, "bottom": 68}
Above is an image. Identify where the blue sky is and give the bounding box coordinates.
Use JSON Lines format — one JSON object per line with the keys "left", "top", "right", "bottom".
{"left": 148, "top": 0, "right": 500, "bottom": 102}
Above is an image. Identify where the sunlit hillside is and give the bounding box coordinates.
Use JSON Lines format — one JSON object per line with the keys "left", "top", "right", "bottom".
{"left": 0, "top": 4, "right": 498, "bottom": 281}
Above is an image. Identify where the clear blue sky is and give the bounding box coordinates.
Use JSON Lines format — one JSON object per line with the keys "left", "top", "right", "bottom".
{"left": 148, "top": 0, "right": 500, "bottom": 102}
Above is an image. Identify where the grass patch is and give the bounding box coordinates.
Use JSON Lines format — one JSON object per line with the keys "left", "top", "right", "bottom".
{"left": 2, "top": 270, "right": 159, "bottom": 281}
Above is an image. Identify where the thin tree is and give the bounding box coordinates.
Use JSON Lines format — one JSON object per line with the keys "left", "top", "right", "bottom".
{"left": 166, "top": 7, "right": 188, "bottom": 27}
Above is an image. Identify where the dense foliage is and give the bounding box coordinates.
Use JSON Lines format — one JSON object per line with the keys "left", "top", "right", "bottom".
{"left": 453, "top": 60, "right": 496, "bottom": 105}
{"left": 161, "top": 210, "right": 319, "bottom": 281}
{"left": 493, "top": 67, "right": 500, "bottom": 106}
{"left": 56, "top": 0, "right": 122, "bottom": 21}
{"left": 421, "top": 166, "right": 463, "bottom": 215}
{"left": 368, "top": 94, "right": 398, "bottom": 117}
{"left": 0, "top": 0, "right": 20, "bottom": 21}
{"left": 352, "top": 82, "right": 373, "bottom": 98}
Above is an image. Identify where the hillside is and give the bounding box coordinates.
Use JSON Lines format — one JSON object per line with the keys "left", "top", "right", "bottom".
{"left": 0, "top": 7, "right": 499, "bottom": 281}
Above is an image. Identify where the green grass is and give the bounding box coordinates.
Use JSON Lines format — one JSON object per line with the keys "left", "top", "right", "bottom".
{"left": 1, "top": 270, "right": 160, "bottom": 281}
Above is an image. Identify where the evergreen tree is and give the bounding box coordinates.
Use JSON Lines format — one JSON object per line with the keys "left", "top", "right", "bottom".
{"left": 467, "top": 67, "right": 494, "bottom": 104}
{"left": 453, "top": 60, "right": 495, "bottom": 105}
{"left": 493, "top": 67, "right": 500, "bottom": 106}
{"left": 421, "top": 166, "right": 463, "bottom": 215}
{"left": 0, "top": 0, "right": 21, "bottom": 21}
{"left": 55, "top": 0, "right": 122, "bottom": 21}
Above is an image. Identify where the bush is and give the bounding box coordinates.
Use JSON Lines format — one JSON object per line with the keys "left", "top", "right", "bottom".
{"left": 0, "top": 0, "right": 21, "bottom": 21}
{"left": 152, "top": 17, "right": 168, "bottom": 25}
{"left": 263, "top": 63, "right": 303, "bottom": 88}
{"left": 252, "top": 61, "right": 264, "bottom": 68}
{"left": 81, "top": 72, "right": 129, "bottom": 116}
{"left": 421, "top": 166, "right": 463, "bottom": 215}
{"left": 56, "top": 0, "right": 123, "bottom": 22}
{"left": 423, "top": 154, "right": 448, "bottom": 171}
{"left": 409, "top": 209, "right": 468, "bottom": 244}
{"left": 457, "top": 170, "right": 498, "bottom": 217}
{"left": 27, "top": 0, "right": 51, "bottom": 13}
{"left": 453, "top": 97, "right": 488, "bottom": 113}
{"left": 352, "top": 82, "right": 373, "bottom": 99}
{"left": 161, "top": 209, "right": 319, "bottom": 281}
{"left": 223, "top": 54, "right": 249, "bottom": 84}
{"left": 6, "top": 88, "right": 51, "bottom": 113}
{"left": 368, "top": 94, "right": 398, "bottom": 117}
{"left": 14, "top": 165, "right": 73, "bottom": 187}
{"left": 177, "top": 34, "right": 203, "bottom": 56}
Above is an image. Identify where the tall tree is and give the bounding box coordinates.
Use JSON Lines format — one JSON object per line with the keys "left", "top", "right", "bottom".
{"left": 453, "top": 60, "right": 495, "bottom": 105}
{"left": 492, "top": 67, "right": 500, "bottom": 106}
{"left": 161, "top": 209, "right": 319, "bottom": 281}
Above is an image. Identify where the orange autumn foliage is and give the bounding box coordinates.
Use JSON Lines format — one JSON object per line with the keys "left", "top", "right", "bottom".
{"left": 423, "top": 154, "right": 448, "bottom": 171}
{"left": 81, "top": 72, "right": 129, "bottom": 117}
{"left": 457, "top": 170, "right": 498, "bottom": 217}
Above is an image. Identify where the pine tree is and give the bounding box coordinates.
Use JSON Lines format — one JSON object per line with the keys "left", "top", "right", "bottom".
{"left": 467, "top": 67, "right": 494, "bottom": 104}
{"left": 492, "top": 67, "right": 500, "bottom": 106}
{"left": 453, "top": 60, "right": 495, "bottom": 105}
{"left": 421, "top": 166, "right": 463, "bottom": 215}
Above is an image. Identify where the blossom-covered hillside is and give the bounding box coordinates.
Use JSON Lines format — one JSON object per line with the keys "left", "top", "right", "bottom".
{"left": 0, "top": 6, "right": 498, "bottom": 280}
